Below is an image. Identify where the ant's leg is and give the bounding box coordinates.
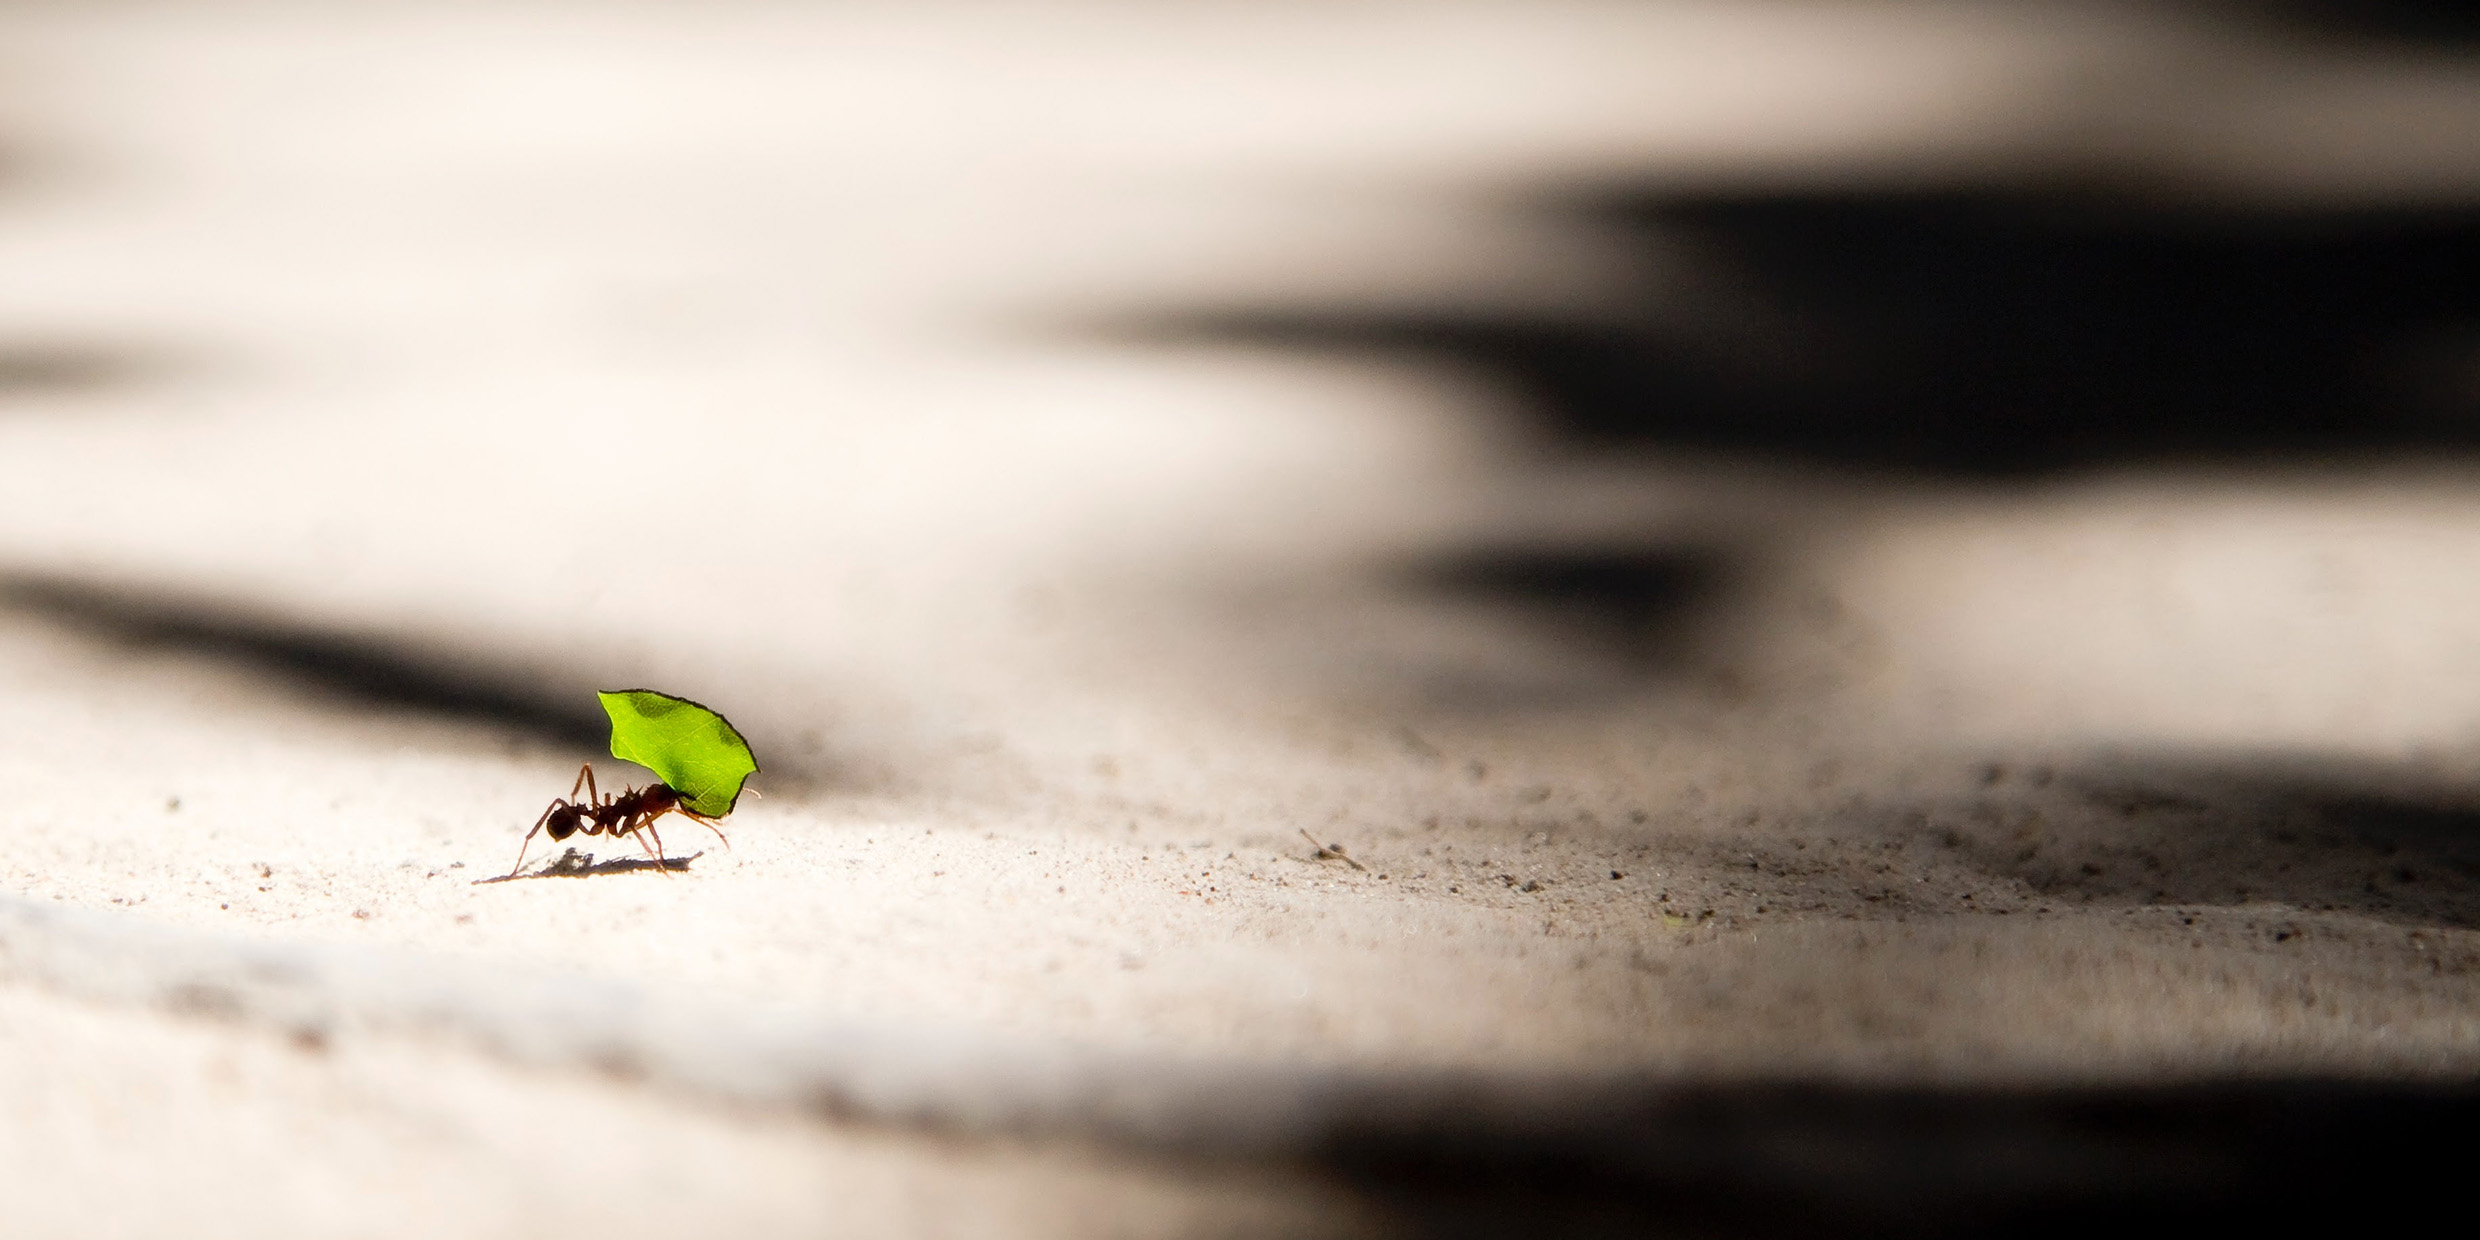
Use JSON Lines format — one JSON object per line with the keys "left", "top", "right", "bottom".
{"left": 681, "top": 810, "right": 732, "bottom": 852}
{"left": 570, "top": 764, "right": 594, "bottom": 800}
{"left": 642, "top": 813, "right": 675, "bottom": 873}
{"left": 507, "top": 800, "right": 563, "bottom": 877}
{"left": 621, "top": 818, "right": 670, "bottom": 874}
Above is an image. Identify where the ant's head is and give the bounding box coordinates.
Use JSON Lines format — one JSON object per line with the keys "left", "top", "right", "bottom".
{"left": 544, "top": 803, "right": 586, "bottom": 841}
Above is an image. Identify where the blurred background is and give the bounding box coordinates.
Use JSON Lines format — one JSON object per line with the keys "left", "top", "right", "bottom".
{"left": 3, "top": 1, "right": 2479, "bottom": 1236}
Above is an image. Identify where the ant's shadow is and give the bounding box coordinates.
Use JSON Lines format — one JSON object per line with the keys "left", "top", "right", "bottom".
{"left": 471, "top": 847, "right": 704, "bottom": 884}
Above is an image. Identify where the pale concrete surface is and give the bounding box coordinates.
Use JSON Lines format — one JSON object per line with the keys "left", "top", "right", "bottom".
{"left": 3, "top": 2, "right": 2479, "bottom": 1236}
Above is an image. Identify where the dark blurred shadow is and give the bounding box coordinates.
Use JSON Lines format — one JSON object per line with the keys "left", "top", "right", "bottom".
{"left": 1321, "top": 1075, "right": 2475, "bottom": 1238}
{"left": 1392, "top": 543, "right": 1737, "bottom": 677}
{"left": 1129, "top": 185, "right": 2480, "bottom": 477}
{"left": 2043, "top": 757, "right": 2480, "bottom": 926}
{"left": 2239, "top": 0, "right": 2480, "bottom": 44}
{"left": 0, "top": 344, "right": 157, "bottom": 398}
{"left": 0, "top": 571, "right": 609, "bottom": 747}
{"left": 1840, "top": 754, "right": 2480, "bottom": 929}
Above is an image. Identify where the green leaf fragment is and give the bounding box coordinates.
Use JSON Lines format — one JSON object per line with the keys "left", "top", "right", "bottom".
{"left": 598, "top": 689, "right": 759, "bottom": 817}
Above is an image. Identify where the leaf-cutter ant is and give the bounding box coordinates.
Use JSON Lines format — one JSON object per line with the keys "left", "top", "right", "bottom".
{"left": 506, "top": 764, "right": 730, "bottom": 878}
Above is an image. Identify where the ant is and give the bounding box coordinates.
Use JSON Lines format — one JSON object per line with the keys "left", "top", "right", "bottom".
{"left": 506, "top": 764, "right": 730, "bottom": 878}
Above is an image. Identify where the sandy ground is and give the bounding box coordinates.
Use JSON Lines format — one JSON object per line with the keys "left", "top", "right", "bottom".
{"left": 3, "top": 3, "right": 2480, "bottom": 1236}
